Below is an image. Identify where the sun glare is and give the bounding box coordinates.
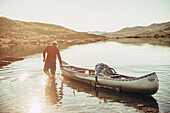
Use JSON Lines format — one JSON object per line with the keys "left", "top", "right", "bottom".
{"left": 19, "top": 73, "right": 30, "bottom": 81}
{"left": 29, "top": 98, "right": 41, "bottom": 113}
{"left": 40, "top": 79, "right": 47, "bottom": 86}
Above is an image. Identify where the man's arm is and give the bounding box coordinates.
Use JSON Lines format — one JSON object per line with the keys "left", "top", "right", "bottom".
{"left": 43, "top": 47, "right": 47, "bottom": 62}
{"left": 56, "top": 48, "right": 62, "bottom": 66}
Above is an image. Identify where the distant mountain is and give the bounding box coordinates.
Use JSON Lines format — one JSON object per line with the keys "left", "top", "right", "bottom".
{"left": 103, "top": 22, "right": 170, "bottom": 37}
{"left": 87, "top": 31, "right": 107, "bottom": 35}
{"left": 0, "top": 17, "right": 106, "bottom": 45}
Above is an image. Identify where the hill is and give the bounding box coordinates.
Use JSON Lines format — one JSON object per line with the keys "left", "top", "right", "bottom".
{"left": 0, "top": 17, "right": 107, "bottom": 47}
{"left": 103, "top": 22, "right": 170, "bottom": 38}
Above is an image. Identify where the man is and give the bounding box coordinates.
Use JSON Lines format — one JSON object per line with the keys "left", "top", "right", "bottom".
{"left": 43, "top": 41, "right": 62, "bottom": 79}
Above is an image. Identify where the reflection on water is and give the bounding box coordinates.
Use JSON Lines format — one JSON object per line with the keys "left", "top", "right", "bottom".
{"left": 45, "top": 79, "right": 63, "bottom": 108}
{"left": 62, "top": 41, "right": 170, "bottom": 67}
{"left": 0, "top": 41, "right": 169, "bottom": 113}
{"left": 0, "top": 44, "right": 71, "bottom": 59}
{"left": 0, "top": 45, "right": 46, "bottom": 59}
{"left": 63, "top": 77, "right": 159, "bottom": 113}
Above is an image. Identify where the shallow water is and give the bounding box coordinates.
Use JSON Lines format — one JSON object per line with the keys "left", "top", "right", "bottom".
{"left": 0, "top": 41, "right": 170, "bottom": 113}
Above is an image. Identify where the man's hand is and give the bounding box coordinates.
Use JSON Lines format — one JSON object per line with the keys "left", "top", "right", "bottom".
{"left": 60, "top": 63, "right": 63, "bottom": 67}
{"left": 43, "top": 58, "right": 46, "bottom": 62}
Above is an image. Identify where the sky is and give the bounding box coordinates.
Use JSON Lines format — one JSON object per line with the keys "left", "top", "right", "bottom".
{"left": 0, "top": 0, "right": 170, "bottom": 32}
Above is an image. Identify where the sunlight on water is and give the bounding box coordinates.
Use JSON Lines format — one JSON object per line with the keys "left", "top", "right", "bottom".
{"left": 40, "top": 79, "right": 47, "bottom": 86}
{"left": 19, "top": 72, "right": 30, "bottom": 81}
{"left": 29, "top": 97, "right": 41, "bottom": 113}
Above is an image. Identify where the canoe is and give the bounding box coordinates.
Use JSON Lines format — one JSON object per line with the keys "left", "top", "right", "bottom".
{"left": 60, "top": 61, "right": 159, "bottom": 95}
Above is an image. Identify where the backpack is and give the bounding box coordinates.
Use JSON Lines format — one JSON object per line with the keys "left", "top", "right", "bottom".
{"left": 95, "top": 63, "right": 114, "bottom": 76}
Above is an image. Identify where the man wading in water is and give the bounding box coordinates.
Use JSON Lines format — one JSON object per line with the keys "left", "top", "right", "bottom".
{"left": 43, "top": 41, "right": 62, "bottom": 79}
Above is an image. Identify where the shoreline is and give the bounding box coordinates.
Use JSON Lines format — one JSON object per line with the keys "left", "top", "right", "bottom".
{"left": 1, "top": 37, "right": 170, "bottom": 68}
{"left": 0, "top": 38, "right": 107, "bottom": 68}
{"left": 108, "top": 37, "right": 170, "bottom": 47}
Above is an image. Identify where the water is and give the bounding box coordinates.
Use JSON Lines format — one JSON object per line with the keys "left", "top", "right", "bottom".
{"left": 0, "top": 45, "right": 46, "bottom": 59}
{"left": 0, "top": 41, "right": 170, "bottom": 113}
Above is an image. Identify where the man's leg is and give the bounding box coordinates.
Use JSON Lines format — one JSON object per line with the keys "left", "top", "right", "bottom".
{"left": 44, "top": 60, "right": 51, "bottom": 78}
{"left": 51, "top": 61, "right": 56, "bottom": 79}
{"left": 51, "top": 74, "right": 55, "bottom": 79}
{"left": 44, "top": 70, "right": 51, "bottom": 77}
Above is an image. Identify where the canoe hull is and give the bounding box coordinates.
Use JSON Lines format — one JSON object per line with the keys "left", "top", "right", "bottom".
{"left": 60, "top": 62, "right": 159, "bottom": 95}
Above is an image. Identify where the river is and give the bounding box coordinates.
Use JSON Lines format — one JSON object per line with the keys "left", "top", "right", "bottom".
{"left": 0, "top": 41, "right": 170, "bottom": 113}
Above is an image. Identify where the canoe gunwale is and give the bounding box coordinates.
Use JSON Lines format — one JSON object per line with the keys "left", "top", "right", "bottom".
{"left": 61, "top": 65, "right": 157, "bottom": 82}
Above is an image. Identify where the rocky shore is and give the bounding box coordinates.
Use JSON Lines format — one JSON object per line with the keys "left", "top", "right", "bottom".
{"left": 0, "top": 56, "right": 24, "bottom": 68}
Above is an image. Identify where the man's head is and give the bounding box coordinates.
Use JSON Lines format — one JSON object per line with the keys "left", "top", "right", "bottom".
{"left": 52, "top": 41, "right": 58, "bottom": 47}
